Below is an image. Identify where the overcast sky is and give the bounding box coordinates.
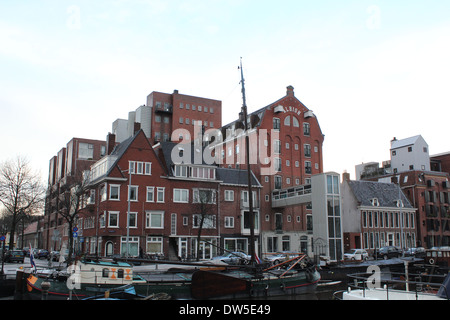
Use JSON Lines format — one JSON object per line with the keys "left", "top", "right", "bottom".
{"left": 1, "top": 1, "right": 450, "bottom": 184}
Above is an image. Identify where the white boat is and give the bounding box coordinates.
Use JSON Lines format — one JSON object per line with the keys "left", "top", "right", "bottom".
{"left": 336, "top": 270, "right": 450, "bottom": 300}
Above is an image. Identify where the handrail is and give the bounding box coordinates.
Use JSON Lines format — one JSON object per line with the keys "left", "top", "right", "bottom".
{"left": 345, "top": 271, "right": 449, "bottom": 300}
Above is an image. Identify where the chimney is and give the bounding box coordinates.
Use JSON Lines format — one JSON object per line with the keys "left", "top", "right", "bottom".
{"left": 134, "top": 122, "right": 141, "bottom": 135}
{"left": 343, "top": 171, "right": 350, "bottom": 182}
{"left": 106, "top": 133, "right": 116, "bottom": 155}
{"left": 286, "top": 85, "right": 294, "bottom": 97}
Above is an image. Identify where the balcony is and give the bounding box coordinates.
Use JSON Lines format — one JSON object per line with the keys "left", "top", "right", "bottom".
{"left": 272, "top": 185, "right": 312, "bottom": 208}
{"left": 154, "top": 104, "right": 173, "bottom": 114}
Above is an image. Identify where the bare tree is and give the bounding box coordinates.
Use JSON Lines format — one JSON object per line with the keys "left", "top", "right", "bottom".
{"left": 0, "top": 156, "right": 45, "bottom": 250}
{"left": 57, "top": 173, "right": 88, "bottom": 265}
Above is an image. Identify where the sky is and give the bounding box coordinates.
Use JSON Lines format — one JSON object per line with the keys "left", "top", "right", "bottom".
{"left": 1, "top": 0, "right": 450, "bottom": 185}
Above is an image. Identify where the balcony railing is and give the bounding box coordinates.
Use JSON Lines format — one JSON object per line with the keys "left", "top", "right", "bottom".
{"left": 272, "top": 185, "right": 312, "bottom": 208}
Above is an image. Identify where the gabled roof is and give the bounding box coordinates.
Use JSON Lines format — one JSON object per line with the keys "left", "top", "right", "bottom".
{"left": 391, "top": 135, "right": 425, "bottom": 150}
{"left": 347, "top": 180, "right": 413, "bottom": 208}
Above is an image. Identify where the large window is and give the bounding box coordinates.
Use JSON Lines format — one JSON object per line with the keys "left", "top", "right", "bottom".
{"left": 173, "top": 189, "right": 189, "bottom": 203}
{"left": 146, "top": 211, "right": 164, "bottom": 229}
{"left": 193, "top": 189, "right": 216, "bottom": 204}
{"left": 78, "top": 143, "right": 94, "bottom": 160}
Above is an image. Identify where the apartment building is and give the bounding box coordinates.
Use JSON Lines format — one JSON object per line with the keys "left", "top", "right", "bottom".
{"left": 213, "top": 85, "right": 328, "bottom": 258}
{"left": 45, "top": 137, "right": 106, "bottom": 251}
{"left": 112, "top": 90, "right": 222, "bottom": 144}
{"left": 77, "top": 130, "right": 262, "bottom": 259}
{"left": 341, "top": 173, "right": 417, "bottom": 253}
{"left": 358, "top": 135, "right": 450, "bottom": 248}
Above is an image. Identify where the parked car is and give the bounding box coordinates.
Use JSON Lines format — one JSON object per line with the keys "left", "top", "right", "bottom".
{"left": 36, "top": 249, "right": 49, "bottom": 259}
{"left": 264, "top": 252, "right": 301, "bottom": 265}
{"left": 374, "top": 246, "right": 402, "bottom": 260}
{"left": 344, "top": 249, "right": 369, "bottom": 261}
{"left": 211, "top": 251, "right": 251, "bottom": 265}
{"left": 4, "top": 250, "right": 25, "bottom": 263}
{"left": 404, "top": 247, "right": 426, "bottom": 258}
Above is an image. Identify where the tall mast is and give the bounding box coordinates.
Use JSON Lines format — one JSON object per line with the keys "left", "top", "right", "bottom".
{"left": 239, "top": 58, "right": 256, "bottom": 266}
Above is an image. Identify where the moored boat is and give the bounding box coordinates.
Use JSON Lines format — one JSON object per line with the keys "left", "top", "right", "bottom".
{"left": 22, "top": 259, "right": 145, "bottom": 300}
{"left": 334, "top": 269, "right": 450, "bottom": 300}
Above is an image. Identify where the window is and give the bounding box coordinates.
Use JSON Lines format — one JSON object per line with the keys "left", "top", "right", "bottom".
{"left": 128, "top": 212, "right": 137, "bottom": 228}
{"left": 225, "top": 216, "right": 234, "bottom": 228}
{"left": 304, "top": 144, "right": 311, "bottom": 157}
{"left": 284, "top": 116, "right": 290, "bottom": 126}
{"left": 193, "top": 189, "right": 216, "bottom": 204}
{"left": 146, "top": 237, "right": 163, "bottom": 254}
{"left": 273, "top": 118, "right": 280, "bottom": 131}
{"left": 275, "top": 158, "right": 281, "bottom": 172}
{"left": 130, "top": 162, "right": 151, "bottom": 175}
{"left": 109, "top": 185, "right": 120, "bottom": 200}
{"left": 274, "top": 140, "right": 281, "bottom": 154}
{"left": 145, "top": 163, "right": 152, "bottom": 175}
{"left": 146, "top": 187, "right": 155, "bottom": 202}
{"left": 191, "top": 167, "right": 215, "bottom": 180}
{"left": 108, "top": 212, "right": 119, "bottom": 228}
{"left": 193, "top": 214, "right": 216, "bottom": 229}
{"left": 275, "top": 175, "right": 282, "bottom": 189}
{"left": 129, "top": 161, "right": 135, "bottom": 174}
{"left": 100, "top": 184, "right": 107, "bottom": 201}
{"left": 78, "top": 143, "right": 94, "bottom": 160}
{"left": 305, "top": 161, "right": 312, "bottom": 174}
{"left": 136, "top": 162, "right": 143, "bottom": 174}
{"left": 128, "top": 186, "right": 138, "bottom": 201}
{"left": 225, "top": 190, "right": 234, "bottom": 201}
{"left": 174, "top": 189, "right": 189, "bottom": 203}
{"left": 146, "top": 211, "right": 164, "bottom": 229}
{"left": 292, "top": 117, "right": 299, "bottom": 127}
{"left": 303, "top": 123, "right": 310, "bottom": 136}
{"left": 157, "top": 187, "right": 165, "bottom": 203}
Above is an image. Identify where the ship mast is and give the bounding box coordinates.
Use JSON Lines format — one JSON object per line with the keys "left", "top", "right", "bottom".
{"left": 239, "top": 58, "right": 256, "bottom": 266}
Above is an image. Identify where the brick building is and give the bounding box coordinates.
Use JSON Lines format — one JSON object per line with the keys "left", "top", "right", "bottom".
{"left": 112, "top": 90, "right": 222, "bottom": 144}
{"left": 44, "top": 137, "right": 106, "bottom": 251}
{"left": 358, "top": 136, "right": 450, "bottom": 249}
{"left": 341, "top": 173, "right": 417, "bottom": 254}
{"left": 213, "top": 85, "right": 326, "bottom": 256}
{"left": 77, "top": 130, "right": 261, "bottom": 259}
{"left": 44, "top": 86, "right": 333, "bottom": 260}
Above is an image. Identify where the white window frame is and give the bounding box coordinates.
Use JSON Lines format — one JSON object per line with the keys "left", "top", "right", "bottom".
{"left": 157, "top": 187, "right": 165, "bottom": 203}
{"left": 146, "top": 211, "right": 164, "bottom": 229}
{"left": 224, "top": 190, "right": 234, "bottom": 202}
{"left": 109, "top": 184, "right": 120, "bottom": 201}
{"left": 128, "top": 185, "right": 138, "bottom": 201}
{"left": 108, "top": 211, "right": 119, "bottom": 228}
{"left": 173, "top": 189, "right": 189, "bottom": 203}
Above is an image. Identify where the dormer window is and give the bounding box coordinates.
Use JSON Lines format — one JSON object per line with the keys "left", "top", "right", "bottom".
{"left": 370, "top": 198, "right": 379, "bottom": 207}
{"left": 396, "top": 199, "right": 404, "bottom": 208}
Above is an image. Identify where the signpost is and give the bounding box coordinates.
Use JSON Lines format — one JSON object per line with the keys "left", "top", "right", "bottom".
{"left": 0, "top": 235, "right": 5, "bottom": 275}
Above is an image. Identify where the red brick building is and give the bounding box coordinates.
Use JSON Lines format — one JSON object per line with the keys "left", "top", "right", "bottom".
{"left": 77, "top": 130, "right": 261, "bottom": 259}
{"left": 45, "top": 86, "right": 327, "bottom": 260}
{"left": 214, "top": 85, "right": 325, "bottom": 255}
{"left": 45, "top": 137, "right": 106, "bottom": 251}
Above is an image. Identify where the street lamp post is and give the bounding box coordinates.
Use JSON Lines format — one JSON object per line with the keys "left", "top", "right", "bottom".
{"left": 119, "top": 167, "right": 132, "bottom": 261}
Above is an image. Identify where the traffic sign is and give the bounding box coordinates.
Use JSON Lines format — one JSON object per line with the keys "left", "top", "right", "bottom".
{"left": 0, "top": 235, "right": 5, "bottom": 242}
{"left": 73, "top": 232, "right": 78, "bottom": 238}
{"left": 73, "top": 227, "right": 78, "bottom": 232}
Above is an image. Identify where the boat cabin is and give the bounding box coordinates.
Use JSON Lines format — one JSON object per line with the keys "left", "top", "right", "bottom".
{"left": 425, "top": 248, "right": 450, "bottom": 267}
{"left": 77, "top": 260, "right": 134, "bottom": 285}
